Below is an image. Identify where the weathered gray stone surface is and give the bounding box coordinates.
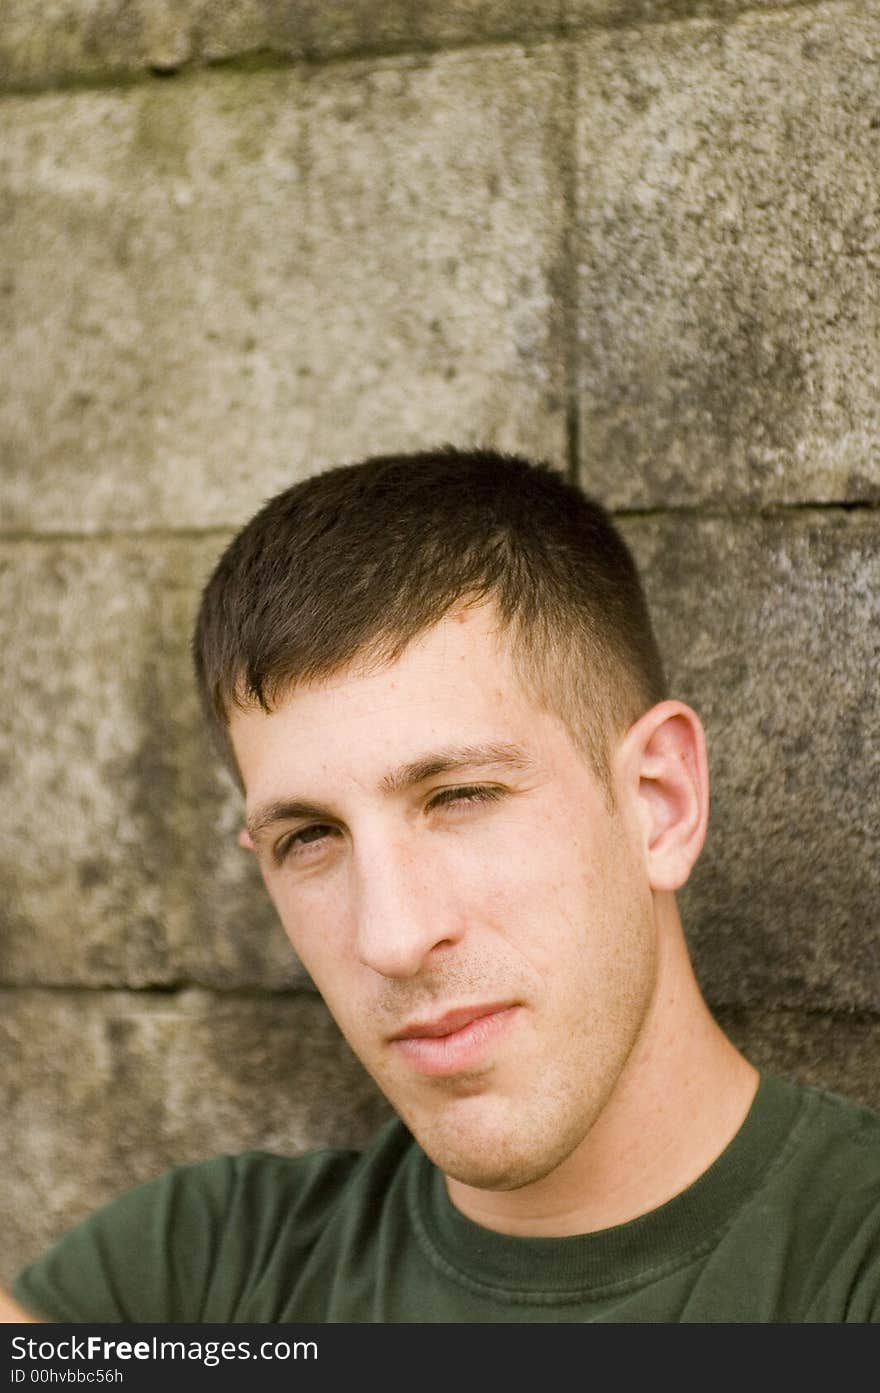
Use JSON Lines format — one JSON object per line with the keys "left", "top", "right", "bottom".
{"left": 0, "top": 1, "right": 824, "bottom": 89}
{"left": 2, "top": 0, "right": 878, "bottom": 1292}
{"left": 0, "top": 2, "right": 566, "bottom": 87}
{"left": 2, "top": 986, "right": 875, "bottom": 1282}
{"left": 566, "top": 0, "right": 805, "bottom": 23}
{"left": 3, "top": 516, "right": 876, "bottom": 1010}
{"left": 577, "top": 4, "right": 880, "bottom": 506}
{"left": 623, "top": 512, "right": 880, "bottom": 1011}
{"left": 716, "top": 1005, "right": 880, "bottom": 1113}
{"left": 0, "top": 51, "right": 567, "bottom": 534}
{"left": 0, "top": 988, "right": 392, "bottom": 1280}
{"left": 0, "top": 536, "right": 303, "bottom": 987}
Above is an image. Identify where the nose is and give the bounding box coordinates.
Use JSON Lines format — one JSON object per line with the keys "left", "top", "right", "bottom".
{"left": 352, "top": 835, "right": 462, "bottom": 978}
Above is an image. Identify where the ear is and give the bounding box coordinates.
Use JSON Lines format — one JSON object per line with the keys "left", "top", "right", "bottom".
{"left": 615, "top": 700, "right": 709, "bottom": 893}
{"left": 238, "top": 826, "right": 255, "bottom": 851}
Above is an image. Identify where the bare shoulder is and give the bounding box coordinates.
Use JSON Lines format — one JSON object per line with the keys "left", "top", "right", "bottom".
{"left": 0, "top": 1286, "right": 40, "bottom": 1322}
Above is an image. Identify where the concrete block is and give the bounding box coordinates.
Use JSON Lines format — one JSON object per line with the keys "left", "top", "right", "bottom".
{"left": 0, "top": 536, "right": 304, "bottom": 987}
{"left": 622, "top": 512, "right": 880, "bottom": 1011}
{"left": 407, "top": 1, "right": 565, "bottom": 50}
{"left": 0, "top": 988, "right": 392, "bottom": 1280}
{"left": 262, "top": 1, "right": 566, "bottom": 60}
{"left": 0, "top": 3, "right": 571, "bottom": 87}
{"left": 0, "top": 50, "right": 568, "bottom": 534}
{"left": 576, "top": 4, "right": 880, "bottom": 506}
{"left": 3, "top": 511, "right": 877, "bottom": 1009}
{"left": 565, "top": 0, "right": 800, "bottom": 27}
{"left": 716, "top": 1005, "right": 880, "bottom": 1114}
{"left": 3, "top": 987, "right": 875, "bottom": 1283}
{"left": 0, "top": 1, "right": 188, "bottom": 86}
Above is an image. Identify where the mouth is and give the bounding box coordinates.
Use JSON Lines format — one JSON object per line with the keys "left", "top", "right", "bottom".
{"left": 389, "top": 1002, "right": 519, "bottom": 1077}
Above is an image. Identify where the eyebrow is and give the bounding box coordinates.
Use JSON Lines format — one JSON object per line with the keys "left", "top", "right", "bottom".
{"left": 379, "top": 741, "right": 535, "bottom": 795}
{"left": 245, "top": 741, "right": 536, "bottom": 843}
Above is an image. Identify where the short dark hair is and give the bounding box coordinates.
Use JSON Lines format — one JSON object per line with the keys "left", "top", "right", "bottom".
{"left": 193, "top": 447, "right": 666, "bottom": 787}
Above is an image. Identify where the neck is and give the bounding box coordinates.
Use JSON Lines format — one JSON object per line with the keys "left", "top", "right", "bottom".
{"left": 446, "top": 895, "right": 759, "bottom": 1237}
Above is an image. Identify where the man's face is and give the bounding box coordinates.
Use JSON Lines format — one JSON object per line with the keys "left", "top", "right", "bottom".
{"left": 229, "top": 604, "right": 659, "bottom": 1192}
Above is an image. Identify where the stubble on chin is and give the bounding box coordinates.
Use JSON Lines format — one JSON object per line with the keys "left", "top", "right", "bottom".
{"left": 396, "top": 1075, "right": 608, "bottom": 1194}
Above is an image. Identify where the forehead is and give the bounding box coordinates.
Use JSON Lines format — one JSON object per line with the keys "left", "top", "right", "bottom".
{"left": 227, "top": 604, "right": 576, "bottom": 798}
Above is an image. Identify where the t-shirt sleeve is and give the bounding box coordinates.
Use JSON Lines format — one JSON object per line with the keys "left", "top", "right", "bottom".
{"left": 12, "top": 1156, "right": 242, "bottom": 1323}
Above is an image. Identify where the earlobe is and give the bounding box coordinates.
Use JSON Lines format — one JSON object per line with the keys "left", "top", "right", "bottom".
{"left": 621, "top": 701, "right": 709, "bottom": 893}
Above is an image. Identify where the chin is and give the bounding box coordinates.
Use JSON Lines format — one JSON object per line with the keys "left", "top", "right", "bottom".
{"left": 438, "top": 1150, "right": 554, "bottom": 1193}
{"left": 407, "top": 1104, "right": 577, "bottom": 1193}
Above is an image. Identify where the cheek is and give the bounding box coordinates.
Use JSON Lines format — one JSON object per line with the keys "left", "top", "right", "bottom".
{"left": 491, "top": 800, "right": 603, "bottom": 890}
{"left": 275, "top": 915, "right": 366, "bottom": 1047}
{"left": 263, "top": 867, "right": 354, "bottom": 980}
{"left": 466, "top": 802, "right": 614, "bottom": 965}
{"left": 466, "top": 818, "right": 607, "bottom": 965}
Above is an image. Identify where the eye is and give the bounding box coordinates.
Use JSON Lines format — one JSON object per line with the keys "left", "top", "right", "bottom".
{"left": 427, "top": 784, "right": 507, "bottom": 812}
{"left": 273, "top": 823, "right": 339, "bottom": 866}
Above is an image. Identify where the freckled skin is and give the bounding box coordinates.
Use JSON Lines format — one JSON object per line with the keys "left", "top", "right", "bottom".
{"left": 231, "top": 605, "right": 659, "bottom": 1196}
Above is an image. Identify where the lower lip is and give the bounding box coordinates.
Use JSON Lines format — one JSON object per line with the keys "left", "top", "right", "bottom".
{"left": 391, "top": 1007, "right": 519, "bottom": 1077}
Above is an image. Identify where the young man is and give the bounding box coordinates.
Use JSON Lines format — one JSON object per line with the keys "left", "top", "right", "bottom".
{"left": 4, "top": 449, "right": 880, "bottom": 1321}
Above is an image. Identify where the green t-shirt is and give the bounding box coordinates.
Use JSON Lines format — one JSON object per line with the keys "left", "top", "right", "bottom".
{"left": 14, "top": 1073, "right": 880, "bottom": 1322}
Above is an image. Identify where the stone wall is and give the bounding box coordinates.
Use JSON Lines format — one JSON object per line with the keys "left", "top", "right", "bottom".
{"left": 2, "top": 0, "right": 878, "bottom": 1281}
